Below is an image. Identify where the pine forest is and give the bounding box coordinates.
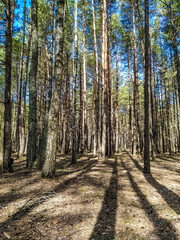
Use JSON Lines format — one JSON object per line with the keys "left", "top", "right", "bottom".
{"left": 0, "top": 0, "right": 180, "bottom": 239}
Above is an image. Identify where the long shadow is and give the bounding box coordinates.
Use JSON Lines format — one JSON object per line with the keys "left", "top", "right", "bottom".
{"left": 0, "top": 158, "right": 97, "bottom": 208}
{"left": 121, "top": 160, "right": 178, "bottom": 240}
{"left": 126, "top": 151, "right": 180, "bottom": 215}
{"left": 0, "top": 158, "right": 98, "bottom": 233}
{"left": 89, "top": 159, "right": 118, "bottom": 240}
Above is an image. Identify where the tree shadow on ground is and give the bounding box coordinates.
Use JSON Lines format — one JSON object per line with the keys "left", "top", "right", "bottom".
{"left": 121, "top": 160, "right": 178, "bottom": 240}
{"left": 89, "top": 158, "right": 118, "bottom": 240}
{"left": 126, "top": 151, "right": 180, "bottom": 215}
{"left": 0, "top": 158, "right": 98, "bottom": 234}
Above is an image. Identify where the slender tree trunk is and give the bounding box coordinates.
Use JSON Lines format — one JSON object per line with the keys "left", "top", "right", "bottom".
{"left": 107, "top": 35, "right": 111, "bottom": 157}
{"left": 170, "top": 0, "right": 180, "bottom": 104}
{"left": 128, "top": 34, "right": 135, "bottom": 155}
{"left": 82, "top": 0, "right": 87, "bottom": 153}
{"left": 16, "top": 0, "right": 26, "bottom": 157}
{"left": 110, "top": 15, "right": 114, "bottom": 155}
{"left": 19, "top": 23, "right": 32, "bottom": 156}
{"left": 64, "top": 53, "right": 70, "bottom": 154}
{"left": 101, "top": 0, "right": 108, "bottom": 160}
{"left": 78, "top": 62, "right": 83, "bottom": 153}
{"left": 72, "top": 0, "right": 78, "bottom": 164}
{"left": 115, "top": 42, "right": 119, "bottom": 153}
{"left": 26, "top": 0, "right": 38, "bottom": 168}
{"left": 42, "top": 0, "right": 64, "bottom": 177}
{"left": 3, "top": 0, "right": 13, "bottom": 172}
{"left": 132, "top": 0, "right": 143, "bottom": 153}
{"left": 163, "top": 68, "right": 172, "bottom": 154}
{"left": 48, "top": 0, "right": 54, "bottom": 111}
{"left": 92, "top": 0, "right": 99, "bottom": 155}
{"left": 144, "top": 0, "right": 150, "bottom": 173}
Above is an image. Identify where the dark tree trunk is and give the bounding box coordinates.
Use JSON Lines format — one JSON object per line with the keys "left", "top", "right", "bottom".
{"left": 26, "top": 0, "right": 38, "bottom": 168}
{"left": 3, "top": 0, "right": 13, "bottom": 173}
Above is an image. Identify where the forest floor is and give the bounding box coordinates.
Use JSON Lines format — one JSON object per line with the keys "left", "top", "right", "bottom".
{"left": 0, "top": 151, "right": 180, "bottom": 240}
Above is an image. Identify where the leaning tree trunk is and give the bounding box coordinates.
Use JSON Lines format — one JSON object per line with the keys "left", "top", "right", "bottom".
{"left": 26, "top": 0, "right": 38, "bottom": 168}
{"left": 42, "top": 0, "right": 65, "bottom": 178}
{"left": 3, "top": 0, "right": 13, "bottom": 173}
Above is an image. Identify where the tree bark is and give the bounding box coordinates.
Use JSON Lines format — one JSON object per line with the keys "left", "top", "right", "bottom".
{"left": 92, "top": 0, "right": 99, "bottom": 155}
{"left": 19, "top": 23, "right": 32, "bottom": 156}
{"left": 16, "top": 0, "right": 26, "bottom": 156}
{"left": 132, "top": 0, "right": 143, "bottom": 153}
{"left": 100, "top": 0, "right": 108, "bottom": 160}
{"left": 42, "top": 0, "right": 65, "bottom": 178}
{"left": 48, "top": 0, "right": 54, "bottom": 111}
{"left": 144, "top": 0, "right": 150, "bottom": 174}
{"left": 26, "top": 0, "right": 38, "bottom": 168}
{"left": 72, "top": 0, "right": 78, "bottom": 164}
{"left": 3, "top": 0, "right": 13, "bottom": 172}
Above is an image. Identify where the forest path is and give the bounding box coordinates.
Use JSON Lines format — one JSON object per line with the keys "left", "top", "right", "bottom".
{"left": 0, "top": 152, "right": 180, "bottom": 240}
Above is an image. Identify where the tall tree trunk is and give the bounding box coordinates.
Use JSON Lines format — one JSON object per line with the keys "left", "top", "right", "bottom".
{"left": 48, "top": 0, "right": 54, "bottom": 111}
{"left": 100, "top": 0, "right": 108, "bottom": 160}
{"left": 92, "top": 0, "right": 99, "bottom": 155}
{"left": 64, "top": 53, "right": 70, "bottom": 154}
{"left": 170, "top": 0, "right": 180, "bottom": 104}
{"left": 72, "top": 0, "right": 78, "bottom": 164}
{"left": 82, "top": 0, "right": 87, "bottom": 153}
{"left": 26, "top": 0, "right": 38, "bottom": 168}
{"left": 132, "top": 0, "right": 143, "bottom": 153}
{"left": 115, "top": 42, "right": 119, "bottom": 153}
{"left": 78, "top": 62, "right": 83, "bottom": 153}
{"left": 16, "top": 0, "right": 26, "bottom": 157}
{"left": 144, "top": 0, "right": 150, "bottom": 174}
{"left": 42, "top": 0, "right": 65, "bottom": 178}
{"left": 19, "top": 23, "right": 32, "bottom": 156}
{"left": 128, "top": 33, "right": 135, "bottom": 155}
{"left": 3, "top": 0, "right": 13, "bottom": 172}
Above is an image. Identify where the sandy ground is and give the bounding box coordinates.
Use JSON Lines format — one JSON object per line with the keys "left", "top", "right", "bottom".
{"left": 0, "top": 151, "right": 180, "bottom": 240}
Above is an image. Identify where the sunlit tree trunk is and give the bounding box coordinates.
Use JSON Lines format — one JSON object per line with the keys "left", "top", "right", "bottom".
{"left": 82, "top": 0, "right": 87, "bottom": 153}
{"left": 115, "top": 42, "right": 119, "bottom": 153}
{"left": 100, "top": 0, "right": 108, "bottom": 160}
{"left": 92, "top": 0, "right": 99, "bottom": 155}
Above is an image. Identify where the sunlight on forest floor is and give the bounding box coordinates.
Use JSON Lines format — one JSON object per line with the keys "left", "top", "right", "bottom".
{"left": 0, "top": 152, "right": 180, "bottom": 240}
